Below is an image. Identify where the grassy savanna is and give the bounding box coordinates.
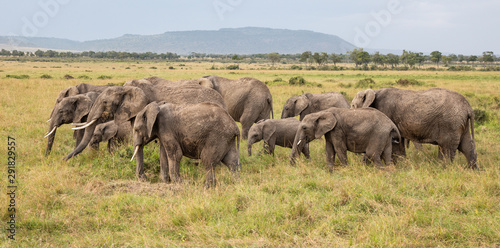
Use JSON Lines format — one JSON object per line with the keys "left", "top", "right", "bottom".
{"left": 0, "top": 59, "right": 499, "bottom": 247}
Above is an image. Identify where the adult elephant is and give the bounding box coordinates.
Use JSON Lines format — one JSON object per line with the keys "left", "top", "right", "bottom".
{"left": 64, "top": 83, "right": 225, "bottom": 160}
{"left": 202, "top": 75, "right": 274, "bottom": 139}
{"left": 44, "top": 92, "right": 99, "bottom": 156}
{"left": 281, "top": 92, "right": 350, "bottom": 120}
{"left": 351, "top": 87, "right": 477, "bottom": 169}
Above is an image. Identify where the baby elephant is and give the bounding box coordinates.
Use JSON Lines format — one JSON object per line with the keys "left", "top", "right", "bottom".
{"left": 247, "top": 118, "right": 310, "bottom": 158}
{"left": 131, "top": 102, "right": 241, "bottom": 188}
{"left": 290, "top": 107, "right": 401, "bottom": 171}
{"left": 89, "top": 120, "right": 132, "bottom": 153}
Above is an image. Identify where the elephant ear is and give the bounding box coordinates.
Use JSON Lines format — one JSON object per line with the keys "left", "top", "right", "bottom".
{"left": 73, "top": 96, "right": 93, "bottom": 123}
{"left": 262, "top": 121, "right": 276, "bottom": 144}
{"left": 362, "top": 89, "right": 376, "bottom": 108}
{"left": 101, "top": 122, "right": 118, "bottom": 142}
{"left": 142, "top": 102, "right": 160, "bottom": 139}
{"left": 314, "top": 112, "right": 337, "bottom": 139}
{"left": 294, "top": 95, "right": 310, "bottom": 116}
{"left": 198, "top": 78, "right": 214, "bottom": 89}
{"left": 56, "top": 86, "right": 79, "bottom": 103}
{"left": 114, "top": 87, "right": 148, "bottom": 124}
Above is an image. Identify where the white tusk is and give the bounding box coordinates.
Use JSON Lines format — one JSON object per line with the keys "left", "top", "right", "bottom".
{"left": 44, "top": 127, "right": 57, "bottom": 138}
{"left": 46, "top": 118, "right": 52, "bottom": 123}
{"left": 297, "top": 140, "right": 302, "bottom": 146}
{"left": 71, "top": 122, "right": 87, "bottom": 126}
{"left": 131, "top": 146, "right": 139, "bottom": 162}
{"left": 72, "top": 119, "right": 96, "bottom": 130}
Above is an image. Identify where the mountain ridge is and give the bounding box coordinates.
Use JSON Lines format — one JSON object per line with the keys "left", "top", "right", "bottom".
{"left": 0, "top": 27, "right": 356, "bottom": 55}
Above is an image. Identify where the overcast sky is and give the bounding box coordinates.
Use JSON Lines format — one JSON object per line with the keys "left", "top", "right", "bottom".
{"left": 1, "top": 0, "right": 498, "bottom": 55}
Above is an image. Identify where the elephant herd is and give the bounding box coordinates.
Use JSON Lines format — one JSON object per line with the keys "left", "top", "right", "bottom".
{"left": 45, "top": 75, "right": 478, "bottom": 187}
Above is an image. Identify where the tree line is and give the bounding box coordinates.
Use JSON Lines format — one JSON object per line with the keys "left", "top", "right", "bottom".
{"left": 0, "top": 48, "right": 497, "bottom": 68}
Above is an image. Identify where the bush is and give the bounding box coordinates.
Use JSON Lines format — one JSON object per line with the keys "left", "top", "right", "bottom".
{"left": 226, "top": 64, "right": 240, "bottom": 70}
{"left": 355, "top": 78, "right": 376, "bottom": 88}
{"left": 289, "top": 76, "right": 306, "bottom": 85}
{"left": 339, "top": 83, "right": 352, "bottom": 88}
{"left": 63, "top": 74, "right": 74, "bottom": 79}
{"left": 97, "top": 75, "right": 112, "bottom": 80}
{"left": 78, "top": 75, "right": 91, "bottom": 80}
{"left": 395, "top": 78, "right": 424, "bottom": 86}
{"left": 290, "top": 65, "right": 302, "bottom": 70}
{"left": 149, "top": 66, "right": 157, "bottom": 69}
{"left": 6, "top": 74, "right": 30, "bottom": 79}
{"left": 273, "top": 78, "right": 283, "bottom": 82}
{"left": 168, "top": 66, "right": 175, "bottom": 70}
{"left": 447, "top": 65, "right": 475, "bottom": 71}
{"left": 473, "top": 109, "right": 489, "bottom": 125}
{"left": 40, "top": 74, "right": 52, "bottom": 79}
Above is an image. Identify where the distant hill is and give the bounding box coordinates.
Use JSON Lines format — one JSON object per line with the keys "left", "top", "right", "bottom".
{"left": 0, "top": 27, "right": 356, "bottom": 55}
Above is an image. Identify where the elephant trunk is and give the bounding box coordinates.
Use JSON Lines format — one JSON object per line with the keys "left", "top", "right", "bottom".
{"left": 247, "top": 140, "right": 253, "bottom": 156}
{"left": 63, "top": 120, "right": 98, "bottom": 160}
{"left": 45, "top": 124, "right": 57, "bottom": 156}
{"left": 290, "top": 130, "right": 305, "bottom": 165}
{"left": 281, "top": 108, "right": 288, "bottom": 119}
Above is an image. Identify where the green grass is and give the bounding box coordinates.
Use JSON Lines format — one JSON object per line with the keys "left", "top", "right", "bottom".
{"left": 0, "top": 60, "right": 499, "bottom": 247}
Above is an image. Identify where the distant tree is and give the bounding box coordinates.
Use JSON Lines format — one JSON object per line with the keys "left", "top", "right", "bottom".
{"left": 430, "top": 51, "right": 442, "bottom": 66}
{"left": 467, "top": 55, "right": 478, "bottom": 64}
{"left": 372, "top": 52, "right": 386, "bottom": 67}
{"left": 267, "top": 52, "right": 281, "bottom": 67}
{"left": 330, "top": 53, "right": 342, "bottom": 66}
{"left": 349, "top": 48, "right": 370, "bottom": 66}
{"left": 482, "top": 51, "right": 494, "bottom": 64}
{"left": 232, "top": 55, "right": 241, "bottom": 60}
{"left": 312, "top": 52, "right": 328, "bottom": 66}
{"left": 442, "top": 56, "right": 452, "bottom": 66}
{"left": 300, "top": 51, "right": 312, "bottom": 67}
{"left": 457, "top": 54, "right": 465, "bottom": 63}
{"left": 386, "top": 53, "right": 400, "bottom": 68}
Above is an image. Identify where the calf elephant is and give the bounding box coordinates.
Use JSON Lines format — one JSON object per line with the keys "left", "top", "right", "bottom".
{"left": 281, "top": 92, "right": 350, "bottom": 120}
{"left": 45, "top": 92, "right": 99, "bottom": 156}
{"left": 203, "top": 75, "right": 274, "bottom": 139}
{"left": 64, "top": 83, "right": 225, "bottom": 160}
{"left": 247, "top": 118, "right": 310, "bottom": 158}
{"left": 351, "top": 87, "right": 477, "bottom": 168}
{"left": 89, "top": 120, "right": 132, "bottom": 153}
{"left": 290, "top": 107, "right": 401, "bottom": 171}
{"left": 131, "top": 102, "right": 241, "bottom": 187}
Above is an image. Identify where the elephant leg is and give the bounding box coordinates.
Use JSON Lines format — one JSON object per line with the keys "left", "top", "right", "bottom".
{"left": 159, "top": 142, "right": 171, "bottom": 183}
{"left": 266, "top": 137, "right": 276, "bottom": 157}
{"left": 365, "top": 147, "right": 383, "bottom": 167}
{"left": 107, "top": 138, "right": 116, "bottom": 154}
{"left": 240, "top": 110, "right": 259, "bottom": 139}
{"left": 325, "top": 139, "right": 336, "bottom": 171}
{"left": 74, "top": 129, "right": 85, "bottom": 148}
{"left": 382, "top": 140, "right": 393, "bottom": 166}
{"left": 438, "top": 146, "right": 445, "bottom": 161}
{"left": 222, "top": 144, "right": 240, "bottom": 178}
{"left": 165, "top": 143, "right": 183, "bottom": 183}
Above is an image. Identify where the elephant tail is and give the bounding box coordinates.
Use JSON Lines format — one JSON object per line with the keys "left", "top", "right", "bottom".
{"left": 391, "top": 127, "right": 402, "bottom": 150}
{"left": 267, "top": 97, "right": 274, "bottom": 119}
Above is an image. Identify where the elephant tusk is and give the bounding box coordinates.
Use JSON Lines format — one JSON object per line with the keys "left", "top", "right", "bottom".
{"left": 44, "top": 127, "right": 57, "bottom": 138}
{"left": 131, "top": 146, "right": 140, "bottom": 162}
{"left": 71, "top": 122, "right": 87, "bottom": 126}
{"left": 297, "top": 140, "right": 302, "bottom": 146}
{"left": 46, "top": 118, "right": 52, "bottom": 123}
{"left": 72, "top": 119, "right": 96, "bottom": 130}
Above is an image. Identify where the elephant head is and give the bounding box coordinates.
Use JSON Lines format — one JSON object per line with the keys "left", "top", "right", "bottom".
{"left": 45, "top": 92, "right": 97, "bottom": 156}
{"left": 247, "top": 120, "right": 276, "bottom": 156}
{"left": 64, "top": 86, "right": 148, "bottom": 160}
{"left": 89, "top": 121, "right": 119, "bottom": 150}
{"left": 351, "top": 89, "right": 376, "bottom": 108}
{"left": 290, "top": 111, "right": 337, "bottom": 163}
{"left": 281, "top": 93, "right": 313, "bottom": 119}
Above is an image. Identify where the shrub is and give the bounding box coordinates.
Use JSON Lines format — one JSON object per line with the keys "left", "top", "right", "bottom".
{"left": 78, "top": 75, "right": 91, "bottom": 80}
{"left": 354, "top": 78, "right": 376, "bottom": 88}
{"left": 149, "top": 66, "right": 157, "bottom": 69}
{"left": 226, "top": 64, "right": 240, "bottom": 70}
{"left": 289, "top": 76, "right": 306, "bottom": 85}
{"left": 169, "top": 66, "right": 175, "bottom": 70}
{"left": 40, "top": 74, "right": 52, "bottom": 79}
{"left": 290, "top": 65, "right": 302, "bottom": 70}
{"left": 63, "top": 74, "right": 74, "bottom": 79}
{"left": 339, "top": 83, "right": 352, "bottom": 88}
{"left": 273, "top": 78, "right": 283, "bottom": 82}
{"left": 6, "top": 74, "right": 30, "bottom": 79}
{"left": 447, "top": 65, "right": 475, "bottom": 71}
{"left": 97, "top": 75, "right": 112, "bottom": 80}
{"left": 473, "top": 109, "right": 489, "bottom": 125}
{"left": 395, "top": 78, "right": 423, "bottom": 86}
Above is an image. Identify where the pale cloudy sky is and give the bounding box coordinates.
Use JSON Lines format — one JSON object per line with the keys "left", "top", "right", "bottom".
{"left": 1, "top": 0, "right": 498, "bottom": 55}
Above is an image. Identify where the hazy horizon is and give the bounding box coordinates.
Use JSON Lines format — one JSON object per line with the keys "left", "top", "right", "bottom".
{"left": 1, "top": 0, "right": 498, "bottom": 55}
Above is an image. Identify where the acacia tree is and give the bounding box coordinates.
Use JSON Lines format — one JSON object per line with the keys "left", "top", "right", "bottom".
{"left": 300, "top": 51, "right": 312, "bottom": 68}
{"left": 372, "top": 52, "right": 386, "bottom": 67}
{"left": 312, "top": 52, "right": 329, "bottom": 67}
{"left": 430, "top": 51, "right": 442, "bottom": 66}
{"left": 349, "top": 48, "right": 370, "bottom": 67}
{"left": 267, "top": 52, "right": 281, "bottom": 67}
{"left": 330, "top": 53, "right": 342, "bottom": 66}
{"left": 386, "top": 53, "right": 400, "bottom": 68}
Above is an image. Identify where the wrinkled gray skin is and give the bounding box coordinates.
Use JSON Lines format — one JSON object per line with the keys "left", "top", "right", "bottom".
{"left": 351, "top": 87, "right": 477, "bottom": 169}
{"left": 281, "top": 92, "right": 350, "bottom": 121}
{"left": 290, "top": 107, "right": 401, "bottom": 171}
{"left": 124, "top": 76, "right": 214, "bottom": 89}
{"left": 89, "top": 120, "right": 132, "bottom": 153}
{"left": 247, "top": 118, "right": 310, "bottom": 158}
{"left": 203, "top": 75, "right": 274, "bottom": 139}
{"left": 63, "top": 84, "right": 226, "bottom": 160}
{"left": 132, "top": 102, "right": 240, "bottom": 187}
{"left": 45, "top": 92, "right": 99, "bottom": 156}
